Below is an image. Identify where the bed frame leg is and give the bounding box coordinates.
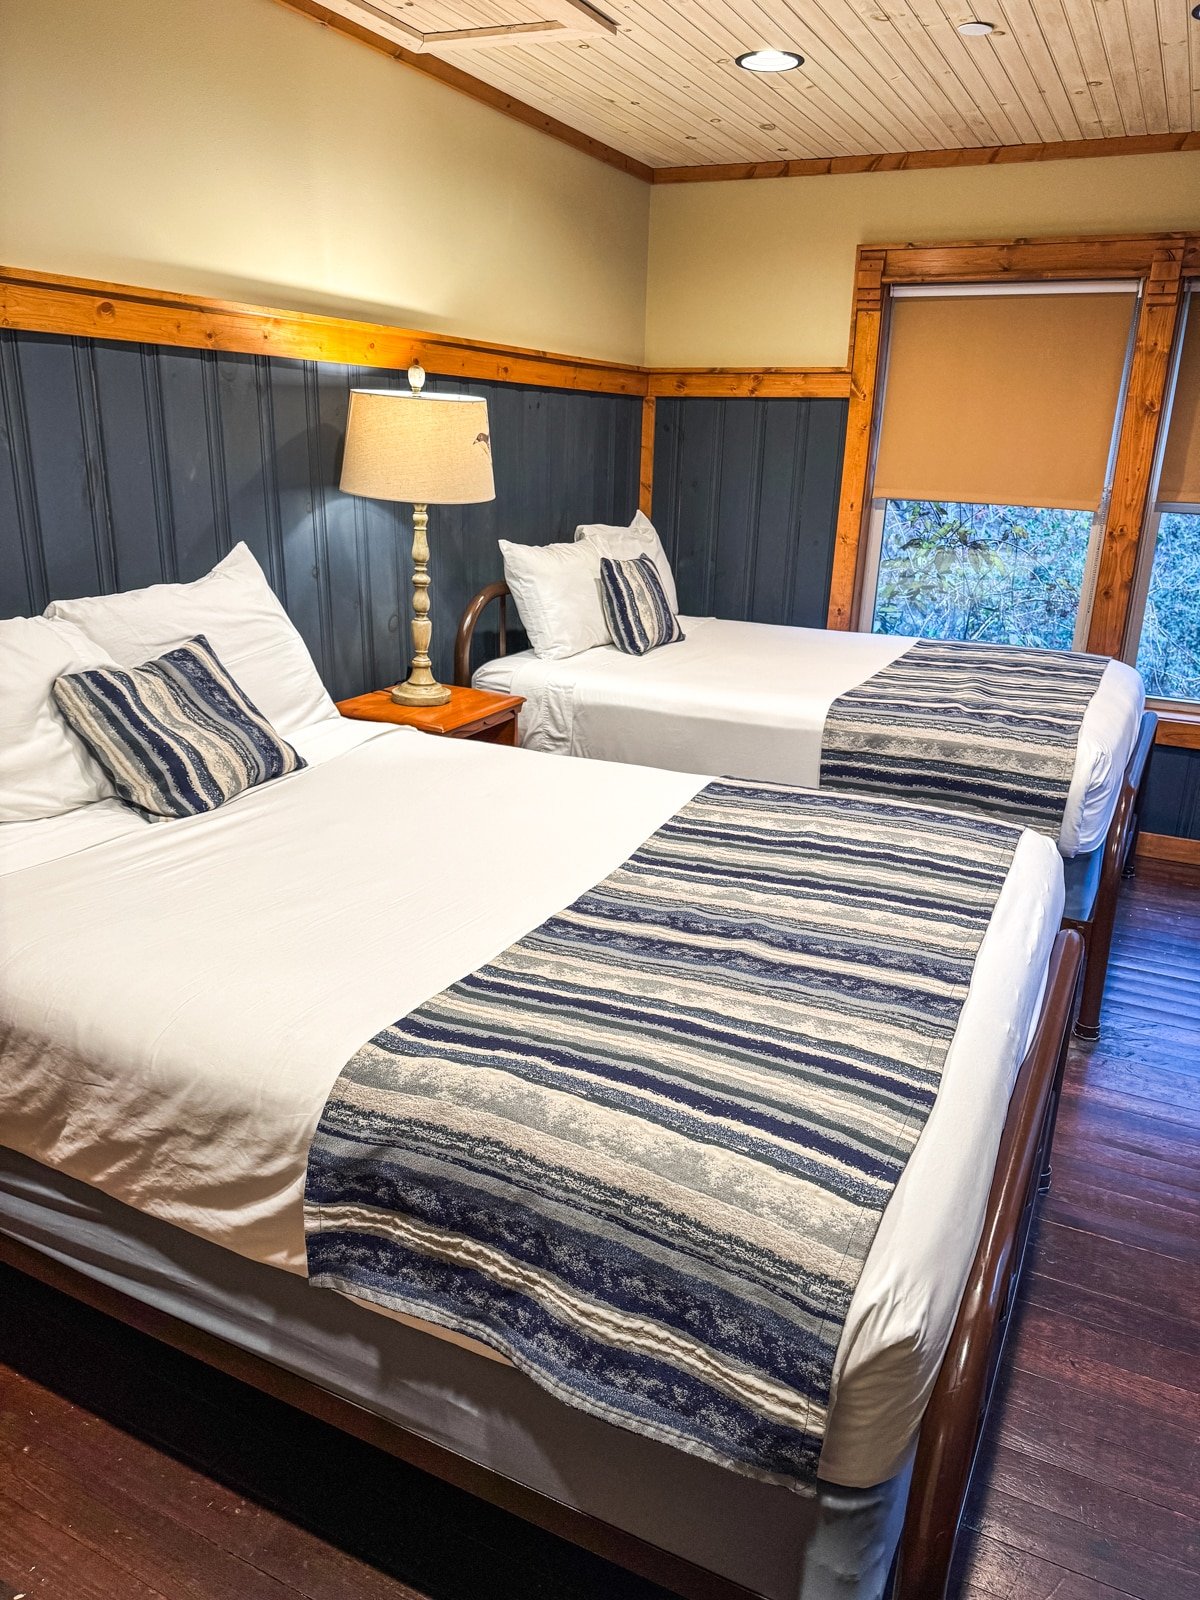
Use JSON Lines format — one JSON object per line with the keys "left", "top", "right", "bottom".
{"left": 1073, "top": 912, "right": 1111, "bottom": 1041}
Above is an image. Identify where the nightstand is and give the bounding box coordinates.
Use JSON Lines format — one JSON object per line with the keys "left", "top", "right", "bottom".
{"left": 336, "top": 684, "right": 524, "bottom": 746}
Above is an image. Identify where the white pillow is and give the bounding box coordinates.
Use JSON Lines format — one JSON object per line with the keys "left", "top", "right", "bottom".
{"left": 45, "top": 544, "right": 338, "bottom": 738}
{"left": 499, "top": 539, "right": 611, "bottom": 660}
{"left": 575, "top": 511, "right": 678, "bottom": 614}
{"left": 0, "top": 616, "right": 118, "bottom": 821}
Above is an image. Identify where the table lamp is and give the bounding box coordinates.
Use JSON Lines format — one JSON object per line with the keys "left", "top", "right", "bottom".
{"left": 340, "top": 366, "right": 495, "bottom": 706}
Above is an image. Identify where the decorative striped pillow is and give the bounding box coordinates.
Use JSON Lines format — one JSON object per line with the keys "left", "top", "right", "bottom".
{"left": 53, "top": 634, "right": 306, "bottom": 820}
{"left": 599, "top": 554, "right": 685, "bottom": 656}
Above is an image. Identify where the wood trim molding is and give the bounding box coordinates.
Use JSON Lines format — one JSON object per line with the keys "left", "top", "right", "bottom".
{"left": 0, "top": 267, "right": 649, "bottom": 396}
{"left": 879, "top": 232, "right": 1192, "bottom": 286}
{"left": 271, "top": 0, "right": 653, "bottom": 183}
{"left": 652, "top": 132, "right": 1200, "bottom": 186}
{"left": 638, "top": 396, "right": 656, "bottom": 515}
{"left": 1087, "top": 248, "right": 1186, "bottom": 655}
{"left": 0, "top": 269, "right": 861, "bottom": 403}
{"left": 647, "top": 370, "right": 852, "bottom": 399}
{"left": 1136, "top": 831, "right": 1200, "bottom": 868}
{"left": 826, "top": 251, "right": 886, "bottom": 629}
{"left": 1154, "top": 711, "right": 1200, "bottom": 750}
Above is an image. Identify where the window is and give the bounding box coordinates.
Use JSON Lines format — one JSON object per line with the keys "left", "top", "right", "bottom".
{"left": 871, "top": 500, "right": 1094, "bottom": 650}
{"left": 861, "top": 284, "right": 1138, "bottom": 649}
{"left": 1128, "top": 289, "right": 1200, "bottom": 705}
{"left": 1134, "top": 510, "right": 1200, "bottom": 700}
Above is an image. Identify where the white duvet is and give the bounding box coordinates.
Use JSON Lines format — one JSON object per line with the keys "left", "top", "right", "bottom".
{"left": 474, "top": 617, "right": 1145, "bottom": 857}
{"left": 0, "top": 720, "right": 1062, "bottom": 1487}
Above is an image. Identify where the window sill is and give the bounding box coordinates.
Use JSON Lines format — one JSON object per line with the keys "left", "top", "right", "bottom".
{"left": 1150, "top": 706, "right": 1200, "bottom": 749}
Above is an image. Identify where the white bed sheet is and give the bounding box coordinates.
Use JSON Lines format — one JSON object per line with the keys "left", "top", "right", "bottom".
{"left": 0, "top": 721, "right": 1063, "bottom": 1487}
{"left": 473, "top": 617, "right": 1145, "bottom": 857}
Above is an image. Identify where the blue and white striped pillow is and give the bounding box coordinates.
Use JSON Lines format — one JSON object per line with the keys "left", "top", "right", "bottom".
{"left": 53, "top": 633, "right": 306, "bottom": 820}
{"left": 599, "top": 554, "right": 684, "bottom": 656}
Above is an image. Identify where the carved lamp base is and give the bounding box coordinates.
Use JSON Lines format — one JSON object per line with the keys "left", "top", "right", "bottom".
{"left": 390, "top": 678, "right": 452, "bottom": 707}
{"left": 392, "top": 500, "right": 452, "bottom": 708}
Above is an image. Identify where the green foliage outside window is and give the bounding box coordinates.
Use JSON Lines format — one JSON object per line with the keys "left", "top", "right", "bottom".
{"left": 872, "top": 500, "right": 1091, "bottom": 650}
{"left": 1135, "top": 511, "right": 1200, "bottom": 703}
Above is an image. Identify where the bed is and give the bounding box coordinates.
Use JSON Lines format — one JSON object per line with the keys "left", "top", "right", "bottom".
{"left": 1, "top": 703, "right": 1081, "bottom": 1600}
{"left": 461, "top": 592, "right": 1154, "bottom": 1039}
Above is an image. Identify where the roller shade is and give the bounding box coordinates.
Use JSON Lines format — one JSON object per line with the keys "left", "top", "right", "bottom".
{"left": 1158, "top": 293, "right": 1200, "bottom": 506}
{"left": 873, "top": 290, "right": 1137, "bottom": 511}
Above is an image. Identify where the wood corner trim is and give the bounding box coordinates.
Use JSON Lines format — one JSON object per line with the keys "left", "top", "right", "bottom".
{"left": 638, "top": 395, "right": 656, "bottom": 514}
{"left": 270, "top": 0, "right": 653, "bottom": 183}
{"left": 651, "top": 132, "right": 1200, "bottom": 186}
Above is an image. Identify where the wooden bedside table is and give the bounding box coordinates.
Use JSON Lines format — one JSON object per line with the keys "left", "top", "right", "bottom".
{"left": 337, "top": 684, "right": 524, "bottom": 746}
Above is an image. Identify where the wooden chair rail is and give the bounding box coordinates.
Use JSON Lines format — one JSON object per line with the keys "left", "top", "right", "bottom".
{"left": 454, "top": 579, "right": 512, "bottom": 686}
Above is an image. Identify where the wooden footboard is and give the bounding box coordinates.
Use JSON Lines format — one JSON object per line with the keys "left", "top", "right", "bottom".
{"left": 1066, "top": 709, "right": 1157, "bottom": 1040}
{"left": 0, "top": 929, "right": 1084, "bottom": 1600}
{"left": 455, "top": 580, "right": 512, "bottom": 687}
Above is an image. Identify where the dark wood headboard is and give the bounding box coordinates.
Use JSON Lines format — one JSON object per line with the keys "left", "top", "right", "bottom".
{"left": 454, "top": 581, "right": 512, "bottom": 686}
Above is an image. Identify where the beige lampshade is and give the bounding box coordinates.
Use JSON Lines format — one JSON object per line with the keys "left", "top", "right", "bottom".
{"left": 340, "top": 388, "right": 495, "bottom": 505}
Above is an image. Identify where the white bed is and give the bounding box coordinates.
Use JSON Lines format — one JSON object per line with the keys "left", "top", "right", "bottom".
{"left": 0, "top": 713, "right": 1062, "bottom": 1492}
{"left": 473, "top": 616, "right": 1145, "bottom": 858}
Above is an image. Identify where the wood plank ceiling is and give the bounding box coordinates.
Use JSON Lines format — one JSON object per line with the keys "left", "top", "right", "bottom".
{"left": 301, "top": 0, "right": 1200, "bottom": 170}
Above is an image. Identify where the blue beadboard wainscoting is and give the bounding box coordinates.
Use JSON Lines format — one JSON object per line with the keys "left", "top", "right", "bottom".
{"left": 650, "top": 395, "right": 848, "bottom": 628}
{"left": 0, "top": 330, "right": 641, "bottom": 696}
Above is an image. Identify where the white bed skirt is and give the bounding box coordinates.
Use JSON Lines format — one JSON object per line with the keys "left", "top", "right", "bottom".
{"left": 0, "top": 1145, "right": 912, "bottom": 1600}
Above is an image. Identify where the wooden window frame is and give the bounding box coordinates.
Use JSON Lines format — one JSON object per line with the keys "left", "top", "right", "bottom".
{"left": 827, "top": 231, "right": 1200, "bottom": 748}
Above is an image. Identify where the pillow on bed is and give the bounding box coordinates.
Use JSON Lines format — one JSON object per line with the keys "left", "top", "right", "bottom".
{"left": 0, "top": 616, "right": 119, "bottom": 821}
{"left": 53, "top": 634, "right": 306, "bottom": 821}
{"left": 600, "top": 555, "right": 685, "bottom": 657}
{"left": 498, "top": 539, "right": 611, "bottom": 660}
{"left": 44, "top": 543, "right": 337, "bottom": 738}
{"left": 575, "top": 511, "right": 679, "bottom": 614}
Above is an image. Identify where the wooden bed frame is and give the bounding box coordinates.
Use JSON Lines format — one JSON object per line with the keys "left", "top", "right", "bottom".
{"left": 455, "top": 582, "right": 1156, "bottom": 1041}
{"left": 0, "top": 930, "right": 1083, "bottom": 1600}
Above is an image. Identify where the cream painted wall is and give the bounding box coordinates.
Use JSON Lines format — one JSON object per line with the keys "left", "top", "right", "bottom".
{"left": 645, "top": 154, "right": 1200, "bottom": 368}
{"left": 0, "top": 0, "right": 650, "bottom": 364}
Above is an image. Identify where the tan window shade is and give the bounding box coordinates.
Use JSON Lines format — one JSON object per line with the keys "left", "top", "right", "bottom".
{"left": 1158, "top": 295, "right": 1200, "bottom": 506}
{"left": 873, "top": 291, "right": 1137, "bottom": 511}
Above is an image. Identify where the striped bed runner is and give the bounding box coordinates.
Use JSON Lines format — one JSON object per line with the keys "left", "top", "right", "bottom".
{"left": 305, "top": 779, "right": 1022, "bottom": 1491}
{"left": 820, "top": 638, "right": 1108, "bottom": 841}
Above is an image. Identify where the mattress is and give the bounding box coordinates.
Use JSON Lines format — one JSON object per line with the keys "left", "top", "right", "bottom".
{"left": 473, "top": 617, "right": 1146, "bottom": 857}
{"left": 0, "top": 717, "right": 1063, "bottom": 1488}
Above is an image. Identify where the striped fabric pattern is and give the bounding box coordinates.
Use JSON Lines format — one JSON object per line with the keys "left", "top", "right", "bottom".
{"left": 821, "top": 638, "right": 1109, "bottom": 840}
{"left": 600, "top": 554, "right": 684, "bottom": 655}
{"left": 306, "top": 779, "right": 1021, "bottom": 1491}
{"left": 53, "top": 633, "right": 305, "bottom": 820}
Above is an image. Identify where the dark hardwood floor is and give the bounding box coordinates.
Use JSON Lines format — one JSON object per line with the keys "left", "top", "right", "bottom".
{"left": 1, "top": 862, "right": 1197, "bottom": 1600}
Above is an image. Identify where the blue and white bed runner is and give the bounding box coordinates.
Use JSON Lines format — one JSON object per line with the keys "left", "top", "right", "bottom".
{"left": 821, "top": 638, "right": 1108, "bottom": 840}
{"left": 305, "top": 780, "right": 1021, "bottom": 1491}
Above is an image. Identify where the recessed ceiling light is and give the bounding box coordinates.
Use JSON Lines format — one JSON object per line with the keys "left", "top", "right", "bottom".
{"left": 735, "top": 48, "right": 804, "bottom": 73}
{"left": 957, "top": 18, "right": 995, "bottom": 35}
